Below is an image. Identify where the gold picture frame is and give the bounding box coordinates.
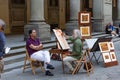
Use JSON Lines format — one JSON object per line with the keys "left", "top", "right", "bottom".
{"left": 78, "top": 12, "right": 91, "bottom": 25}
{"left": 102, "top": 52, "right": 111, "bottom": 63}
{"left": 99, "top": 42, "right": 110, "bottom": 53}
{"left": 80, "top": 26, "right": 90, "bottom": 37}
{"left": 53, "top": 29, "right": 70, "bottom": 50}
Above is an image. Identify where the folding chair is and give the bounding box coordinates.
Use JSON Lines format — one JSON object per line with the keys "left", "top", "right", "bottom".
{"left": 72, "top": 50, "right": 94, "bottom": 76}
{"left": 23, "top": 47, "right": 44, "bottom": 75}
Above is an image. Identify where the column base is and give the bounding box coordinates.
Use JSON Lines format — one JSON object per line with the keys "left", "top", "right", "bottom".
{"left": 93, "top": 19, "right": 113, "bottom": 32}
{"left": 65, "top": 21, "right": 78, "bottom": 35}
{"left": 24, "top": 23, "right": 51, "bottom": 41}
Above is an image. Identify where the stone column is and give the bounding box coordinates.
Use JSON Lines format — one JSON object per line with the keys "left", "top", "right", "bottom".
{"left": 65, "top": 0, "right": 80, "bottom": 35}
{"left": 114, "top": 0, "right": 120, "bottom": 26}
{"left": 24, "top": 0, "right": 50, "bottom": 41}
{"left": 93, "top": 0, "right": 113, "bottom": 32}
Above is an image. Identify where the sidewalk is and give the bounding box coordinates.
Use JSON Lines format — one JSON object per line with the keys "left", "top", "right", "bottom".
{"left": 2, "top": 39, "right": 120, "bottom": 80}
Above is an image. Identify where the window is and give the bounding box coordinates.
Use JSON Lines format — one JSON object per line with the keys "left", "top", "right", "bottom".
{"left": 12, "top": 0, "right": 25, "bottom": 4}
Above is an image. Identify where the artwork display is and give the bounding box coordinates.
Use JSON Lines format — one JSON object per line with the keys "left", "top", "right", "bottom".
{"left": 80, "top": 26, "right": 90, "bottom": 37}
{"left": 102, "top": 52, "right": 111, "bottom": 63}
{"left": 99, "top": 42, "right": 110, "bottom": 53}
{"left": 78, "top": 12, "right": 91, "bottom": 25}
{"left": 53, "top": 29, "right": 70, "bottom": 50}
{"left": 99, "top": 41, "right": 118, "bottom": 66}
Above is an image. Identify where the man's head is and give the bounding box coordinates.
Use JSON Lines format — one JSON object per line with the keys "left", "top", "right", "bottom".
{"left": 29, "top": 29, "right": 37, "bottom": 38}
{"left": 0, "top": 19, "right": 5, "bottom": 31}
{"left": 72, "top": 29, "right": 81, "bottom": 39}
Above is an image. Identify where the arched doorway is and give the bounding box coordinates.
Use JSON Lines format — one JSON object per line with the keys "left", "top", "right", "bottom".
{"left": 80, "top": 0, "right": 93, "bottom": 16}
{"left": 44, "top": 0, "right": 70, "bottom": 30}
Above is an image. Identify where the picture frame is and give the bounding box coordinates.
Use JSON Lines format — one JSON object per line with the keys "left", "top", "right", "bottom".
{"left": 80, "top": 26, "right": 90, "bottom": 37}
{"left": 99, "top": 42, "right": 110, "bottom": 53}
{"left": 53, "top": 29, "right": 70, "bottom": 50}
{"left": 78, "top": 12, "right": 91, "bottom": 25}
{"left": 102, "top": 52, "right": 111, "bottom": 63}
{"left": 110, "top": 52, "right": 117, "bottom": 61}
{"left": 108, "top": 42, "right": 114, "bottom": 50}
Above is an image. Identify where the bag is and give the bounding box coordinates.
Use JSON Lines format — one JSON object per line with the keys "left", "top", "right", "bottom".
{"left": 83, "top": 62, "right": 92, "bottom": 70}
{"left": 51, "top": 54, "right": 61, "bottom": 61}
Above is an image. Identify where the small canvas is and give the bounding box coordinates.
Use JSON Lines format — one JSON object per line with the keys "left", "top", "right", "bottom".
{"left": 110, "top": 52, "right": 117, "bottom": 61}
{"left": 78, "top": 12, "right": 91, "bottom": 25}
{"left": 81, "top": 13, "right": 90, "bottom": 24}
{"left": 80, "top": 26, "right": 90, "bottom": 37}
{"left": 108, "top": 42, "right": 114, "bottom": 50}
{"left": 99, "top": 42, "right": 110, "bottom": 53}
{"left": 102, "top": 52, "right": 111, "bottom": 63}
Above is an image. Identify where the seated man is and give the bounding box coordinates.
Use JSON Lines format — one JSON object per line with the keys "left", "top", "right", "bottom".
{"left": 105, "top": 23, "right": 118, "bottom": 36}
{"left": 26, "top": 29, "right": 54, "bottom": 76}
{"left": 63, "top": 29, "right": 82, "bottom": 73}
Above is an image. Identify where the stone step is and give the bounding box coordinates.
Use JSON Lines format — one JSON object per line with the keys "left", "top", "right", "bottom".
{"left": 6, "top": 32, "right": 106, "bottom": 50}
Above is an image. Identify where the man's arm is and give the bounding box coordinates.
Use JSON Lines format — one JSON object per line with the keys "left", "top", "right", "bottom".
{"left": 29, "top": 44, "right": 43, "bottom": 50}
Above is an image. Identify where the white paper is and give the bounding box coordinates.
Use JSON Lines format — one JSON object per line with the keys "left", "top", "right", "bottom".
{"left": 84, "top": 39, "right": 98, "bottom": 49}
{"left": 5, "top": 47, "right": 11, "bottom": 54}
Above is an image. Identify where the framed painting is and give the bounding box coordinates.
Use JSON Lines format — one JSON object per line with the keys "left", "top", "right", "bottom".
{"left": 110, "top": 52, "right": 117, "bottom": 61}
{"left": 80, "top": 26, "right": 91, "bottom": 37}
{"left": 53, "top": 29, "right": 70, "bottom": 50}
{"left": 108, "top": 42, "right": 114, "bottom": 50}
{"left": 102, "top": 52, "right": 111, "bottom": 63}
{"left": 78, "top": 12, "right": 91, "bottom": 25}
{"left": 99, "top": 42, "right": 110, "bottom": 53}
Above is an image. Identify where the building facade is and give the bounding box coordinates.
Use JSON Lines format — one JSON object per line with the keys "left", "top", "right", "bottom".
{"left": 0, "top": 0, "right": 119, "bottom": 40}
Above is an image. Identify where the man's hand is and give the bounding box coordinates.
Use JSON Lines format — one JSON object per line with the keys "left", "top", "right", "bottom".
{"left": 38, "top": 44, "right": 43, "bottom": 50}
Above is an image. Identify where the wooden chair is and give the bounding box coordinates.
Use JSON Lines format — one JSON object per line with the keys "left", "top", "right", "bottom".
{"left": 22, "top": 47, "right": 44, "bottom": 75}
{"left": 72, "top": 50, "right": 94, "bottom": 76}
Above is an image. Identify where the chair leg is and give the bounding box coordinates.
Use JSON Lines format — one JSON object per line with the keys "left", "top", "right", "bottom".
{"left": 90, "top": 62, "right": 94, "bottom": 74}
{"left": 84, "top": 62, "right": 90, "bottom": 76}
{"left": 72, "top": 61, "right": 82, "bottom": 75}
{"left": 30, "top": 61, "right": 35, "bottom": 75}
{"left": 23, "top": 57, "right": 27, "bottom": 73}
{"left": 39, "top": 62, "right": 44, "bottom": 72}
{"left": 75, "top": 63, "right": 83, "bottom": 74}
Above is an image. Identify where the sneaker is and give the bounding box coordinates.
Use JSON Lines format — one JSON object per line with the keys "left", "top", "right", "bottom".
{"left": 47, "top": 64, "right": 55, "bottom": 70}
{"left": 45, "top": 70, "right": 54, "bottom": 76}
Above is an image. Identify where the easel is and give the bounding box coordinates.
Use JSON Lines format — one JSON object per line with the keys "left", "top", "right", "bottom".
{"left": 49, "top": 29, "right": 70, "bottom": 73}
{"left": 49, "top": 42, "right": 69, "bottom": 73}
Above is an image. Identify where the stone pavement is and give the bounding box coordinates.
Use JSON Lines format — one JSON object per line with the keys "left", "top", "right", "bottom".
{"left": 2, "top": 40, "right": 120, "bottom": 80}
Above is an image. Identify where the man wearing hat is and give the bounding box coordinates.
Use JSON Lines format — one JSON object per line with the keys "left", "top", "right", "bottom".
{"left": 0, "top": 19, "right": 6, "bottom": 79}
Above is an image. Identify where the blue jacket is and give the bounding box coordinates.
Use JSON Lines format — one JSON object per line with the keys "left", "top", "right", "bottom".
{"left": 108, "top": 25, "right": 114, "bottom": 31}
{"left": 0, "top": 32, "right": 6, "bottom": 57}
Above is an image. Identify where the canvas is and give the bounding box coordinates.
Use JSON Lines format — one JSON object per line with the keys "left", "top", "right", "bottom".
{"left": 80, "top": 26, "right": 90, "bottom": 37}
{"left": 53, "top": 29, "right": 70, "bottom": 50}
{"left": 99, "top": 42, "right": 110, "bottom": 53}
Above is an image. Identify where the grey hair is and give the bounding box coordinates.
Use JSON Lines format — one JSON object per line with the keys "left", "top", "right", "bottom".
{"left": 73, "top": 29, "right": 81, "bottom": 38}
{"left": 0, "top": 19, "right": 5, "bottom": 27}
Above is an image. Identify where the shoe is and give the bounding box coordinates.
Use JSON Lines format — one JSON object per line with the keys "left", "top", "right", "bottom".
{"left": 47, "top": 64, "right": 55, "bottom": 70}
{"left": 45, "top": 70, "right": 54, "bottom": 76}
